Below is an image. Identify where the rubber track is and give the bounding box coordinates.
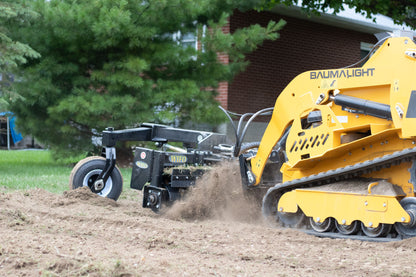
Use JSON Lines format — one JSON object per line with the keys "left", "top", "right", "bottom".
{"left": 263, "top": 147, "right": 416, "bottom": 242}
{"left": 303, "top": 230, "right": 402, "bottom": 242}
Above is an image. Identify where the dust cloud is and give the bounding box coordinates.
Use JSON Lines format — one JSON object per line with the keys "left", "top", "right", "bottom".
{"left": 165, "top": 161, "right": 263, "bottom": 223}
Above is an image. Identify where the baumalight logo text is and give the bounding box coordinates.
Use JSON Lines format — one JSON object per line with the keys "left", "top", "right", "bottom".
{"left": 310, "top": 68, "right": 375, "bottom": 80}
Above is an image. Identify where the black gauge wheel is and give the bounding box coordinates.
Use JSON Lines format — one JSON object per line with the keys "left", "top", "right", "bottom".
{"left": 69, "top": 156, "right": 123, "bottom": 200}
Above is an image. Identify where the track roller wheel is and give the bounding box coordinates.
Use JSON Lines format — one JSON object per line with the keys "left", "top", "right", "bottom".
{"left": 335, "top": 220, "right": 360, "bottom": 235}
{"left": 394, "top": 197, "right": 416, "bottom": 238}
{"left": 309, "top": 217, "right": 335, "bottom": 233}
{"left": 361, "top": 223, "right": 392, "bottom": 238}
{"left": 262, "top": 186, "right": 306, "bottom": 228}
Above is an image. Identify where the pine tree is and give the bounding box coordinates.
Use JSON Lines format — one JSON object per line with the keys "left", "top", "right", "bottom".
{"left": 9, "top": 0, "right": 285, "bottom": 155}
{"left": 0, "top": 0, "right": 39, "bottom": 110}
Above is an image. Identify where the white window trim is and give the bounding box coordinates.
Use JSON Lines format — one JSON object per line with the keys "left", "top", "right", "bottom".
{"left": 173, "top": 23, "right": 206, "bottom": 51}
{"left": 360, "top": 42, "right": 374, "bottom": 52}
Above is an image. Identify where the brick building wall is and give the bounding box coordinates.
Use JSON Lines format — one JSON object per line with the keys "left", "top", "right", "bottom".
{"left": 226, "top": 10, "right": 378, "bottom": 115}
{"left": 216, "top": 22, "right": 231, "bottom": 110}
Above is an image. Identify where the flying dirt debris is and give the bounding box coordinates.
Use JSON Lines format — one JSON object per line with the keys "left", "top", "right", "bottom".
{"left": 71, "top": 32, "right": 416, "bottom": 241}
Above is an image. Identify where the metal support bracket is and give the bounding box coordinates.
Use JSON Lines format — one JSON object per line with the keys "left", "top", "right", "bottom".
{"left": 94, "top": 147, "right": 116, "bottom": 191}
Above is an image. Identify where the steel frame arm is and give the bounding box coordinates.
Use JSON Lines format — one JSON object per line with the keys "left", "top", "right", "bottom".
{"left": 101, "top": 123, "right": 226, "bottom": 149}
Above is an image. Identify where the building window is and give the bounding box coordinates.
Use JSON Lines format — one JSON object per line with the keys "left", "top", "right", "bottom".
{"left": 180, "top": 32, "right": 198, "bottom": 49}
{"left": 173, "top": 30, "right": 197, "bottom": 50}
{"left": 360, "top": 42, "right": 374, "bottom": 62}
{"left": 173, "top": 25, "right": 206, "bottom": 51}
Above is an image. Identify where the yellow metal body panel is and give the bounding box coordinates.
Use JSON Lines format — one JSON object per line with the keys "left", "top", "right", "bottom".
{"left": 362, "top": 161, "right": 414, "bottom": 196}
{"left": 277, "top": 189, "right": 411, "bottom": 228}
{"left": 285, "top": 105, "right": 343, "bottom": 164}
{"left": 277, "top": 190, "right": 298, "bottom": 213}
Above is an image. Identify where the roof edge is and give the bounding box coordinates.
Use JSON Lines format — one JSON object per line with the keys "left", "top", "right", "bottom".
{"left": 270, "top": 4, "right": 414, "bottom": 35}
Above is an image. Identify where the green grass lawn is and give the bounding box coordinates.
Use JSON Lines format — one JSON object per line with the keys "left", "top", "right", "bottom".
{"left": 0, "top": 150, "right": 132, "bottom": 195}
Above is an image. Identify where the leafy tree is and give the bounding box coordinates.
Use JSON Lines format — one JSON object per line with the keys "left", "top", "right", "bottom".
{"left": 260, "top": 0, "right": 416, "bottom": 28}
{"left": 0, "top": 0, "right": 39, "bottom": 110}
{"left": 9, "top": 0, "right": 285, "bottom": 155}
{"left": 15, "top": 0, "right": 411, "bottom": 156}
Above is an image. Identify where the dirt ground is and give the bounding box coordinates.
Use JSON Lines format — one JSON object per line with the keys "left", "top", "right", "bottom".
{"left": 1, "top": 161, "right": 416, "bottom": 276}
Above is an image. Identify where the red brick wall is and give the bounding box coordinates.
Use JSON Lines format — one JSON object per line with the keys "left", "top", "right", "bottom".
{"left": 227, "top": 10, "right": 378, "bottom": 114}
{"left": 216, "top": 81, "right": 229, "bottom": 109}
{"left": 215, "top": 22, "right": 230, "bottom": 109}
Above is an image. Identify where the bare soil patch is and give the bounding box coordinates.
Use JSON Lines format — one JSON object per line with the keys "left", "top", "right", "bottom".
{"left": 1, "top": 161, "right": 416, "bottom": 276}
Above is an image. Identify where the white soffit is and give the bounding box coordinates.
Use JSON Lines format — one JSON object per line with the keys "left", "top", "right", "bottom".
{"left": 270, "top": 4, "right": 414, "bottom": 35}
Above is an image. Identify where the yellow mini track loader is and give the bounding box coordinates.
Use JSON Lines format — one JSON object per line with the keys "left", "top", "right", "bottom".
{"left": 71, "top": 32, "right": 416, "bottom": 241}
{"left": 239, "top": 33, "right": 416, "bottom": 240}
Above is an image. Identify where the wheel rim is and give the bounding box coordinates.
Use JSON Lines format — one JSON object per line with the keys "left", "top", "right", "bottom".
{"left": 395, "top": 197, "right": 416, "bottom": 238}
{"left": 361, "top": 222, "right": 391, "bottom": 238}
{"left": 83, "top": 169, "right": 113, "bottom": 197}
{"left": 335, "top": 220, "right": 360, "bottom": 235}
{"left": 309, "top": 217, "right": 335, "bottom": 233}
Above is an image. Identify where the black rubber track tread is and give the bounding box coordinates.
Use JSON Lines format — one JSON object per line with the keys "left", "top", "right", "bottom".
{"left": 303, "top": 230, "right": 403, "bottom": 242}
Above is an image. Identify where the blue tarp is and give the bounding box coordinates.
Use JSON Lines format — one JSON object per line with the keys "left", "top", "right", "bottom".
{"left": 0, "top": 112, "right": 23, "bottom": 144}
